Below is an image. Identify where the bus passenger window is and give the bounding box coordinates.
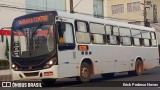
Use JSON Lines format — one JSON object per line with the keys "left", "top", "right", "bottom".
{"left": 90, "top": 23, "right": 105, "bottom": 44}
{"left": 106, "top": 25, "right": 120, "bottom": 45}
{"left": 142, "top": 31, "right": 151, "bottom": 47}
{"left": 119, "top": 27, "right": 131, "bottom": 46}
{"left": 131, "top": 29, "right": 141, "bottom": 46}
{"left": 75, "top": 21, "right": 90, "bottom": 44}
{"left": 151, "top": 32, "right": 157, "bottom": 47}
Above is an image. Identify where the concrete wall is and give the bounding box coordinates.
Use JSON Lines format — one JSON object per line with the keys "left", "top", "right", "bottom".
{"left": 0, "top": 0, "right": 26, "bottom": 29}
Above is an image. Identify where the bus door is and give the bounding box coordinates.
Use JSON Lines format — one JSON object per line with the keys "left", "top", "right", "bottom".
{"left": 56, "top": 21, "right": 77, "bottom": 78}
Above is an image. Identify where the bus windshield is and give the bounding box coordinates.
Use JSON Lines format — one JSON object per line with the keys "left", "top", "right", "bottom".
{"left": 12, "top": 24, "right": 55, "bottom": 58}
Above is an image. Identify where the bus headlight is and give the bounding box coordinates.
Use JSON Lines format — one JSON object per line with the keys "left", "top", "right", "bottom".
{"left": 44, "top": 58, "right": 57, "bottom": 69}
{"left": 11, "top": 63, "right": 19, "bottom": 71}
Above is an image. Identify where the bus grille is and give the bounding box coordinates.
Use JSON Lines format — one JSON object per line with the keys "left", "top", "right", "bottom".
{"left": 13, "top": 57, "right": 46, "bottom": 71}
{"left": 24, "top": 72, "right": 39, "bottom": 77}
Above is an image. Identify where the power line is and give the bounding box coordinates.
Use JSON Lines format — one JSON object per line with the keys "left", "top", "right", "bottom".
{"left": 0, "top": 4, "right": 69, "bottom": 12}
{"left": 0, "top": 4, "right": 44, "bottom": 11}
{"left": 0, "top": 0, "right": 44, "bottom": 9}
{"left": 73, "top": 0, "right": 82, "bottom": 10}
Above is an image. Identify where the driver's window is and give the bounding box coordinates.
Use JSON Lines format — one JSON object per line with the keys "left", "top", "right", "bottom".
{"left": 57, "top": 22, "right": 74, "bottom": 44}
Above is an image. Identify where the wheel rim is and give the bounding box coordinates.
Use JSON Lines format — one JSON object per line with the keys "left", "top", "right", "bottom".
{"left": 81, "top": 67, "right": 89, "bottom": 79}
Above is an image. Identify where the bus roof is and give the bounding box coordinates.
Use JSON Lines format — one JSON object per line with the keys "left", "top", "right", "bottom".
{"left": 57, "top": 11, "right": 155, "bottom": 32}
{"left": 12, "top": 10, "right": 155, "bottom": 32}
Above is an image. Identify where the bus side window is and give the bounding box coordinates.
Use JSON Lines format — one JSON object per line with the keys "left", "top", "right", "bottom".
{"left": 131, "top": 29, "right": 141, "bottom": 46}
{"left": 106, "top": 25, "right": 120, "bottom": 45}
{"left": 119, "top": 27, "right": 132, "bottom": 46}
{"left": 90, "top": 23, "right": 105, "bottom": 44}
{"left": 142, "top": 31, "right": 151, "bottom": 47}
{"left": 151, "top": 32, "right": 157, "bottom": 47}
{"left": 75, "top": 20, "right": 90, "bottom": 44}
{"left": 57, "top": 22, "right": 75, "bottom": 50}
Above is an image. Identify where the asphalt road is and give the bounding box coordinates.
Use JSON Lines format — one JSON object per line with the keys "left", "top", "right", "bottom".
{"left": 1, "top": 66, "right": 160, "bottom": 90}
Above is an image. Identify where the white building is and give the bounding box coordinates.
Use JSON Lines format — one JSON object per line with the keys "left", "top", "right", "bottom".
{"left": 0, "top": 0, "right": 26, "bottom": 29}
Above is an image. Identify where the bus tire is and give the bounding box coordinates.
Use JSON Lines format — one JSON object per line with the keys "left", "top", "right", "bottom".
{"left": 128, "top": 60, "right": 143, "bottom": 76}
{"left": 101, "top": 73, "right": 114, "bottom": 79}
{"left": 41, "top": 79, "right": 56, "bottom": 86}
{"left": 76, "top": 62, "right": 91, "bottom": 83}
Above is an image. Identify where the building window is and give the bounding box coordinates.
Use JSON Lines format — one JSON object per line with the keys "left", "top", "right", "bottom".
{"left": 93, "top": 0, "right": 104, "bottom": 17}
{"left": 26, "top": 0, "right": 66, "bottom": 14}
{"left": 127, "top": 2, "right": 141, "bottom": 12}
{"left": 112, "top": 4, "right": 124, "bottom": 14}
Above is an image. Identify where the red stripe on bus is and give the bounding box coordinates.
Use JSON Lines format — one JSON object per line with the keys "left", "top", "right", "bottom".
{"left": 0, "top": 30, "right": 24, "bottom": 36}
{"left": 0, "top": 30, "right": 11, "bottom": 36}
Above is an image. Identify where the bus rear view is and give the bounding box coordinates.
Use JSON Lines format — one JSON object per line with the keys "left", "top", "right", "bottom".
{"left": 11, "top": 11, "right": 58, "bottom": 83}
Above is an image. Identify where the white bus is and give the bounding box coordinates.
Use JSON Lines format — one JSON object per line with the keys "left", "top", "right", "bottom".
{"left": 11, "top": 11, "right": 159, "bottom": 85}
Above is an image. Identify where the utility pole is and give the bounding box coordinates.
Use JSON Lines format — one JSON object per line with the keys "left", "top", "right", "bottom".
{"left": 143, "top": 0, "right": 152, "bottom": 27}
{"left": 144, "top": 0, "right": 147, "bottom": 26}
{"left": 46, "top": 0, "right": 47, "bottom": 11}
{"left": 70, "top": 0, "right": 74, "bottom": 13}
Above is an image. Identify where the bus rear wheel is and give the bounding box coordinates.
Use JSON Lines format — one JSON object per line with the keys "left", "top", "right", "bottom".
{"left": 76, "top": 62, "right": 91, "bottom": 83}
{"left": 128, "top": 60, "right": 143, "bottom": 76}
{"left": 41, "top": 79, "right": 56, "bottom": 86}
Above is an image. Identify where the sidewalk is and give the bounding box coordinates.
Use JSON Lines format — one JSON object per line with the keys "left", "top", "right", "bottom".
{"left": 0, "top": 69, "right": 11, "bottom": 75}
{"left": 0, "top": 69, "right": 12, "bottom": 81}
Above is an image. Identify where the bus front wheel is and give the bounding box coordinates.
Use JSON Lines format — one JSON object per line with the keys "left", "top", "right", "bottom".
{"left": 76, "top": 62, "right": 91, "bottom": 83}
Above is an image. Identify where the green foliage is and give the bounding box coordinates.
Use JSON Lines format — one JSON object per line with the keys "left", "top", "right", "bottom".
{"left": 0, "top": 60, "right": 9, "bottom": 66}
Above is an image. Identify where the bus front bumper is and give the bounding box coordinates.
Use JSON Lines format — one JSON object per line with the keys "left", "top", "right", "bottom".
{"left": 12, "top": 65, "right": 58, "bottom": 81}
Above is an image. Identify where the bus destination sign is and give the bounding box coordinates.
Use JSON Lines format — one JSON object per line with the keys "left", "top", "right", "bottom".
{"left": 18, "top": 15, "right": 48, "bottom": 25}
{"left": 12, "top": 11, "right": 57, "bottom": 29}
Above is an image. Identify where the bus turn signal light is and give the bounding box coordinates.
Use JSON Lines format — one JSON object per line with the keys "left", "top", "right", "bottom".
{"left": 78, "top": 45, "right": 88, "bottom": 51}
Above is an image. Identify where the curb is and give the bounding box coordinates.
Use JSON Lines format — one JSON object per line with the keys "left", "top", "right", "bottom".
{"left": 0, "top": 69, "right": 12, "bottom": 81}
{"left": 0, "top": 75, "right": 12, "bottom": 81}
